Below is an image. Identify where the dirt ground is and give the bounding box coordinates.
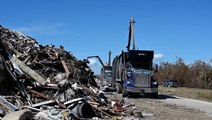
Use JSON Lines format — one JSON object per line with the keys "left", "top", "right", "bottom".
{"left": 108, "top": 91, "right": 212, "bottom": 120}
{"left": 130, "top": 97, "right": 211, "bottom": 120}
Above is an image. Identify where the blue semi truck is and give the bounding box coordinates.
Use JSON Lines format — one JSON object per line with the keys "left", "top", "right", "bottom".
{"left": 111, "top": 18, "right": 158, "bottom": 97}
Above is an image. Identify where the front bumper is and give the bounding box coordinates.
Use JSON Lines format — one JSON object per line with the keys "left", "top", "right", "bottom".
{"left": 126, "top": 87, "right": 158, "bottom": 94}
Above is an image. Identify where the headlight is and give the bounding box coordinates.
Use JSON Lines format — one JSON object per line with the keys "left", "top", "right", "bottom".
{"left": 152, "top": 82, "right": 157, "bottom": 85}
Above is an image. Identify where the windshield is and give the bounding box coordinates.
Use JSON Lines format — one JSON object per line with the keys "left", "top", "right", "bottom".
{"left": 126, "top": 61, "right": 152, "bottom": 70}
{"left": 104, "top": 70, "right": 112, "bottom": 79}
{"left": 170, "top": 80, "right": 177, "bottom": 82}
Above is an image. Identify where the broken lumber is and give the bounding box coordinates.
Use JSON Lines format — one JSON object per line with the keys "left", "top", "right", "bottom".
{"left": 10, "top": 57, "right": 47, "bottom": 85}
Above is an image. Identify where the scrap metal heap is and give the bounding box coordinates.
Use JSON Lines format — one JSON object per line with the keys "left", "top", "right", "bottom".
{"left": 0, "top": 25, "right": 142, "bottom": 120}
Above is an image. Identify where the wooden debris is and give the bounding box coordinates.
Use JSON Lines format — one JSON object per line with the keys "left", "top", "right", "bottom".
{"left": 10, "top": 57, "right": 47, "bottom": 85}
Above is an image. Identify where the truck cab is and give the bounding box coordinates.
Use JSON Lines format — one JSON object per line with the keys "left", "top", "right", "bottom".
{"left": 100, "top": 65, "right": 113, "bottom": 87}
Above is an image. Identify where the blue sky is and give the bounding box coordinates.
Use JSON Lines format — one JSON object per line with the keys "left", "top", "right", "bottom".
{"left": 1, "top": 0, "right": 212, "bottom": 74}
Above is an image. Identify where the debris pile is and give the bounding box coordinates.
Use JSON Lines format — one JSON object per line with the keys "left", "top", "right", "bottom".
{"left": 0, "top": 25, "right": 142, "bottom": 120}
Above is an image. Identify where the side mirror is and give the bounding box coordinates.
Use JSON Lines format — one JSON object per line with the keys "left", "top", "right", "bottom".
{"left": 153, "top": 63, "right": 158, "bottom": 72}
{"left": 127, "top": 72, "right": 131, "bottom": 78}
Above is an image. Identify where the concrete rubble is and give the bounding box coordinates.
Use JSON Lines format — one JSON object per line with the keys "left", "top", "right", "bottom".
{"left": 0, "top": 25, "right": 143, "bottom": 120}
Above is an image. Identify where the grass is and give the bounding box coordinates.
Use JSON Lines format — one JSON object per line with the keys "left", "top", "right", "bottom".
{"left": 159, "top": 86, "right": 212, "bottom": 102}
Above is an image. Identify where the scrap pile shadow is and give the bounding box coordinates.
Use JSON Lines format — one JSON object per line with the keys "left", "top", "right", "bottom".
{"left": 156, "top": 94, "right": 177, "bottom": 99}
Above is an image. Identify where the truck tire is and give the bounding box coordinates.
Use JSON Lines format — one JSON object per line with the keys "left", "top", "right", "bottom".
{"left": 151, "top": 92, "right": 158, "bottom": 98}
{"left": 116, "top": 82, "right": 122, "bottom": 94}
{"left": 122, "top": 85, "right": 129, "bottom": 97}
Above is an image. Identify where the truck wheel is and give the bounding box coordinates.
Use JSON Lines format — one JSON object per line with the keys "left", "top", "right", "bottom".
{"left": 151, "top": 92, "right": 158, "bottom": 98}
{"left": 122, "top": 85, "right": 129, "bottom": 97}
{"left": 116, "top": 83, "right": 122, "bottom": 94}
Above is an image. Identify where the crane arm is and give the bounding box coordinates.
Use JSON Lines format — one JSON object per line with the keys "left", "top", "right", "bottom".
{"left": 126, "top": 18, "right": 136, "bottom": 51}
{"left": 87, "top": 56, "right": 105, "bottom": 67}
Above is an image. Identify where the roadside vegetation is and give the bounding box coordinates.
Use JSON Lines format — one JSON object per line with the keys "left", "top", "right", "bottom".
{"left": 159, "top": 86, "right": 212, "bottom": 102}
{"left": 156, "top": 58, "right": 212, "bottom": 89}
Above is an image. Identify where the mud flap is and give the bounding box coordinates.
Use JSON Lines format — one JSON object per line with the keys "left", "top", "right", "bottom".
{"left": 122, "top": 85, "right": 129, "bottom": 97}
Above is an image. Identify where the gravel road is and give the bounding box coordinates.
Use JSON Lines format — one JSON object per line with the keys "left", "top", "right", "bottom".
{"left": 160, "top": 96, "right": 212, "bottom": 117}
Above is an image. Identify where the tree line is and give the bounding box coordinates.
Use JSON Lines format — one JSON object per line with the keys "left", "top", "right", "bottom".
{"left": 155, "top": 58, "right": 212, "bottom": 89}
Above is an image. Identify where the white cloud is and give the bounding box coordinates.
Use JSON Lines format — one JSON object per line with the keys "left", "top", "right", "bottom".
{"left": 15, "top": 27, "right": 30, "bottom": 33}
{"left": 88, "top": 58, "right": 102, "bottom": 74}
{"left": 88, "top": 58, "right": 98, "bottom": 67}
{"left": 14, "top": 22, "right": 65, "bottom": 35}
{"left": 154, "top": 53, "right": 164, "bottom": 60}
